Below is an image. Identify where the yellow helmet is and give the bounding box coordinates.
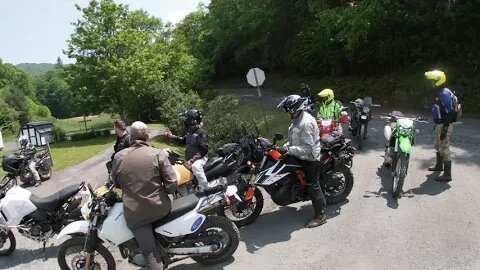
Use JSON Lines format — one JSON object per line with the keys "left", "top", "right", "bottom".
{"left": 318, "top": 88, "right": 334, "bottom": 102}
{"left": 425, "top": 70, "right": 446, "bottom": 87}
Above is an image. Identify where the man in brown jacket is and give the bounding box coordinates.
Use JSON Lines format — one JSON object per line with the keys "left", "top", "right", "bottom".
{"left": 112, "top": 121, "right": 177, "bottom": 270}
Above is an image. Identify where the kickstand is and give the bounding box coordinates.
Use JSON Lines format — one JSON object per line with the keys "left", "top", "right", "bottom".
{"left": 42, "top": 241, "right": 47, "bottom": 262}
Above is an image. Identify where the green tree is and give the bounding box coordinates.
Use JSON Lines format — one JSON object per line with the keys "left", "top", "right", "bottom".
{"left": 66, "top": 0, "right": 205, "bottom": 121}
{"left": 36, "top": 66, "right": 79, "bottom": 119}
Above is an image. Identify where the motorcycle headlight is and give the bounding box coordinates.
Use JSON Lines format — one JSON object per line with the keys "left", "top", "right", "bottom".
{"left": 399, "top": 127, "right": 412, "bottom": 136}
{"left": 81, "top": 198, "right": 93, "bottom": 220}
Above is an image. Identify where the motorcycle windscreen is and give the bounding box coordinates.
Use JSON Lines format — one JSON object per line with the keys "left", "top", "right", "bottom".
{"left": 398, "top": 135, "right": 412, "bottom": 154}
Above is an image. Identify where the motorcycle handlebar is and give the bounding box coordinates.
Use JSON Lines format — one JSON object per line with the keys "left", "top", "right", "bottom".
{"left": 381, "top": 114, "right": 429, "bottom": 123}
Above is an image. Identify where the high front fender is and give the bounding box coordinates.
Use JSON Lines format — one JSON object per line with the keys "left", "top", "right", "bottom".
{"left": 56, "top": 220, "right": 89, "bottom": 241}
{"left": 398, "top": 135, "right": 412, "bottom": 154}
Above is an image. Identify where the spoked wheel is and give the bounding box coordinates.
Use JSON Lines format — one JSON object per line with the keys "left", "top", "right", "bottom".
{"left": 324, "top": 165, "right": 354, "bottom": 205}
{"left": 191, "top": 216, "right": 240, "bottom": 265}
{"left": 357, "top": 124, "right": 365, "bottom": 150}
{"left": 0, "top": 230, "right": 16, "bottom": 256}
{"left": 221, "top": 187, "right": 263, "bottom": 227}
{"left": 57, "top": 237, "right": 116, "bottom": 270}
{"left": 39, "top": 167, "right": 52, "bottom": 181}
{"left": 393, "top": 154, "right": 408, "bottom": 199}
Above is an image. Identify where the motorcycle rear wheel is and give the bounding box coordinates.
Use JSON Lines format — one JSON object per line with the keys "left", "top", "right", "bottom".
{"left": 191, "top": 216, "right": 240, "bottom": 265}
{"left": 0, "top": 230, "right": 16, "bottom": 256}
{"left": 325, "top": 165, "right": 354, "bottom": 205}
{"left": 221, "top": 187, "right": 263, "bottom": 227}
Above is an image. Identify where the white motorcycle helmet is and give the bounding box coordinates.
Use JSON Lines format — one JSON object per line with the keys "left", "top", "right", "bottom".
{"left": 18, "top": 135, "right": 29, "bottom": 148}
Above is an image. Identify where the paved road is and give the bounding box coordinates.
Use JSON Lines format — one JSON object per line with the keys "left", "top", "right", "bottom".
{"left": 2, "top": 93, "right": 480, "bottom": 270}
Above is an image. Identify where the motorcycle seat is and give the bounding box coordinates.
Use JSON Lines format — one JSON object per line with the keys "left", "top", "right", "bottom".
{"left": 153, "top": 194, "right": 200, "bottom": 227}
{"left": 29, "top": 184, "right": 80, "bottom": 212}
{"left": 204, "top": 157, "right": 223, "bottom": 171}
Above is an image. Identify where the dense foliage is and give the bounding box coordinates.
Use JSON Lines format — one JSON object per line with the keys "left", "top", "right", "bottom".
{"left": 173, "top": 0, "right": 480, "bottom": 110}
{"left": 182, "top": 0, "right": 479, "bottom": 76}
{"left": 16, "top": 63, "right": 55, "bottom": 76}
{"left": 0, "top": 60, "right": 52, "bottom": 134}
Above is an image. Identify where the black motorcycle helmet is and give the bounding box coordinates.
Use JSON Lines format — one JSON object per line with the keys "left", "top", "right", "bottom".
{"left": 300, "top": 83, "right": 311, "bottom": 96}
{"left": 179, "top": 109, "right": 202, "bottom": 126}
{"left": 277, "top": 95, "right": 306, "bottom": 113}
{"left": 2, "top": 154, "right": 22, "bottom": 173}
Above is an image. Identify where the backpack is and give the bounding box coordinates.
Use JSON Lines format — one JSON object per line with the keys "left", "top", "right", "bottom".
{"left": 432, "top": 88, "right": 461, "bottom": 123}
{"left": 450, "top": 90, "right": 462, "bottom": 122}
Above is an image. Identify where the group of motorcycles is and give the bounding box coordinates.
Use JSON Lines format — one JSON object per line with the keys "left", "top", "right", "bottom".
{"left": 0, "top": 94, "right": 428, "bottom": 269}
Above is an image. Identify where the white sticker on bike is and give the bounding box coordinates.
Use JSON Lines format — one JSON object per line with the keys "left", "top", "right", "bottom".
{"left": 259, "top": 162, "right": 296, "bottom": 185}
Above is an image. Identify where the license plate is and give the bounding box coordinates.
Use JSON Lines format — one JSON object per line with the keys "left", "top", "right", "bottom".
{"left": 360, "top": 115, "right": 367, "bottom": 120}
{"left": 321, "top": 120, "right": 332, "bottom": 126}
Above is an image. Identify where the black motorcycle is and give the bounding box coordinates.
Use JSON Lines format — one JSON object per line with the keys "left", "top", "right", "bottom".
{"left": 224, "top": 132, "right": 355, "bottom": 227}
{"left": 349, "top": 96, "right": 380, "bottom": 150}
{"left": 1, "top": 150, "right": 52, "bottom": 186}
{"left": 167, "top": 143, "right": 245, "bottom": 198}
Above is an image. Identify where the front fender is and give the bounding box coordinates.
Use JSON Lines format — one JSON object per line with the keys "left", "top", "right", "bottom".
{"left": 398, "top": 135, "right": 412, "bottom": 154}
{"left": 56, "top": 220, "right": 89, "bottom": 241}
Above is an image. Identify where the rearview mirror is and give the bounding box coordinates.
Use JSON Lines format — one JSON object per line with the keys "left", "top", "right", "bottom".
{"left": 274, "top": 133, "right": 284, "bottom": 141}
{"left": 273, "top": 133, "right": 284, "bottom": 145}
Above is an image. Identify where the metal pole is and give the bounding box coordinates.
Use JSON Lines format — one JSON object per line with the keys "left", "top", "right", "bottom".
{"left": 46, "top": 141, "right": 53, "bottom": 167}
{"left": 83, "top": 115, "right": 88, "bottom": 133}
{"left": 253, "top": 69, "right": 269, "bottom": 133}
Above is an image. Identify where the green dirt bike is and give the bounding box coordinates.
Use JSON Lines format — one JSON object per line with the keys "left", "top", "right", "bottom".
{"left": 381, "top": 111, "right": 427, "bottom": 199}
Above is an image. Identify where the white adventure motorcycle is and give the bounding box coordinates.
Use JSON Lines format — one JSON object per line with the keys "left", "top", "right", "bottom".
{"left": 0, "top": 180, "right": 86, "bottom": 256}
{"left": 56, "top": 183, "right": 241, "bottom": 269}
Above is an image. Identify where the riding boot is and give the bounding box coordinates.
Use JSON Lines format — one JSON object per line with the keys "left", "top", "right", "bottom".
{"left": 306, "top": 182, "right": 327, "bottom": 228}
{"left": 436, "top": 161, "right": 452, "bottom": 182}
{"left": 143, "top": 249, "right": 164, "bottom": 270}
{"left": 428, "top": 152, "right": 444, "bottom": 171}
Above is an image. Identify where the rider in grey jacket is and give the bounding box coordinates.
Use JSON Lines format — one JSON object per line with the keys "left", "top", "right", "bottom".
{"left": 277, "top": 95, "right": 327, "bottom": 228}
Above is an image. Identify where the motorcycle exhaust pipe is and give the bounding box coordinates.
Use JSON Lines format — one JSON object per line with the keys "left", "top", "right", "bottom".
{"left": 167, "top": 245, "right": 218, "bottom": 255}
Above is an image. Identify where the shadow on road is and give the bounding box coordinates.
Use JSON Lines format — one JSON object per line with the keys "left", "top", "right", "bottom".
{"left": 169, "top": 257, "right": 235, "bottom": 270}
{"left": 239, "top": 199, "right": 348, "bottom": 254}
{"left": 364, "top": 165, "right": 451, "bottom": 209}
{"left": 363, "top": 166, "right": 399, "bottom": 209}
{"left": 0, "top": 244, "right": 58, "bottom": 268}
{"left": 404, "top": 172, "right": 451, "bottom": 196}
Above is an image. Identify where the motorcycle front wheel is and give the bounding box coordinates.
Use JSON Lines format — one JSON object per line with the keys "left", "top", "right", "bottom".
{"left": 191, "top": 216, "right": 240, "bottom": 265}
{"left": 357, "top": 124, "right": 365, "bottom": 150}
{"left": 0, "top": 230, "right": 16, "bottom": 256}
{"left": 221, "top": 187, "right": 263, "bottom": 227}
{"left": 324, "top": 165, "right": 354, "bottom": 205}
{"left": 393, "top": 154, "right": 408, "bottom": 199}
{"left": 57, "top": 236, "right": 116, "bottom": 270}
{"left": 39, "top": 167, "right": 52, "bottom": 181}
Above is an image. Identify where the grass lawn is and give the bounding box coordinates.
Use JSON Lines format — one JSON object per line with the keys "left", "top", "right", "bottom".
{"left": 56, "top": 114, "right": 117, "bottom": 135}
{"left": 150, "top": 136, "right": 185, "bottom": 156}
{"left": 0, "top": 136, "right": 115, "bottom": 177}
{"left": 237, "top": 100, "right": 291, "bottom": 140}
{"left": 49, "top": 136, "right": 115, "bottom": 171}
